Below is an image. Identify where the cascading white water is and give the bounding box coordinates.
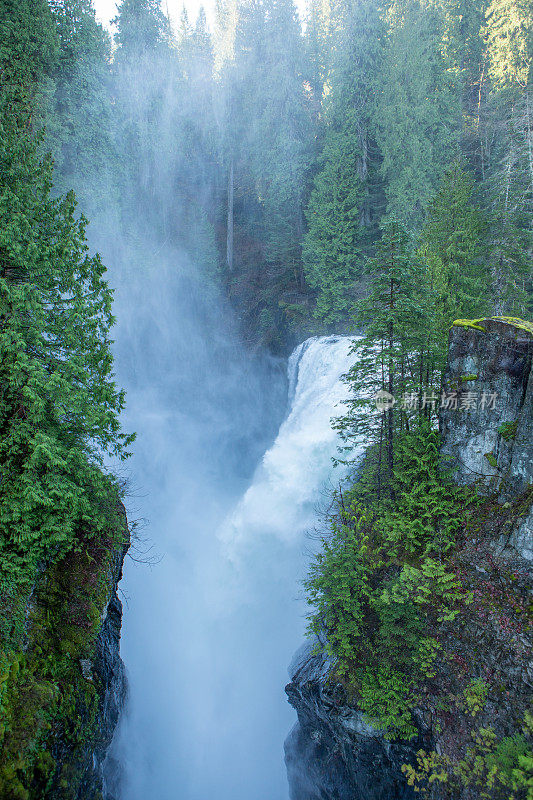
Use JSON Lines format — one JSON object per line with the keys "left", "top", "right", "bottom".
{"left": 110, "top": 319, "right": 361, "bottom": 800}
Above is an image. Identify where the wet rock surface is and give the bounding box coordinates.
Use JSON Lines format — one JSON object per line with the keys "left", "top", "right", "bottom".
{"left": 74, "top": 534, "right": 129, "bottom": 800}
{"left": 440, "top": 317, "right": 533, "bottom": 560}
{"left": 284, "top": 639, "right": 421, "bottom": 800}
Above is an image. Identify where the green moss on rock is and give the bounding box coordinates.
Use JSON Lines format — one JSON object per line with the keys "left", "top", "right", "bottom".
{"left": 452, "top": 318, "right": 486, "bottom": 331}
{"left": 0, "top": 507, "right": 127, "bottom": 800}
{"left": 452, "top": 316, "right": 533, "bottom": 336}
{"left": 492, "top": 316, "right": 533, "bottom": 336}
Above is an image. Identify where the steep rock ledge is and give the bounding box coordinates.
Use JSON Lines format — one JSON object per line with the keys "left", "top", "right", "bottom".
{"left": 285, "top": 639, "right": 420, "bottom": 800}
{"left": 0, "top": 508, "right": 129, "bottom": 800}
{"left": 285, "top": 317, "right": 533, "bottom": 800}
{"left": 440, "top": 317, "right": 533, "bottom": 561}
{"left": 63, "top": 525, "right": 129, "bottom": 800}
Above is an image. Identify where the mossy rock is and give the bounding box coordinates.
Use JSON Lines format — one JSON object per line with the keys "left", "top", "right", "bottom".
{"left": 452, "top": 316, "right": 533, "bottom": 336}
{"left": 452, "top": 318, "right": 487, "bottom": 331}
{"left": 0, "top": 516, "right": 127, "bottom": 800}
{"left": 492, "top": 316, "right": 533, "bottom": 336}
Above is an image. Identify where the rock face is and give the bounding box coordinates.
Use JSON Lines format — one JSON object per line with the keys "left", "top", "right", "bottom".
{"left": 285, "top": 640, "right": 421, "bottom": 800}
{"left": 76, "top": 540, "right": 128, "bottom": 800}
{"left": 43, "top": 525, "right": 129, "bottom": 800}
{"left": 284, "top": 316, "right": 533, "bottom": 800}
{"left": 440, "top": 317, "right": 533, "bottom": 560}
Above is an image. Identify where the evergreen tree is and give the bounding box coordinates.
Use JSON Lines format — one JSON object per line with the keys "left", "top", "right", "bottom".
{"left": 303, "top": 109, "right": 367, "bottom": 325}
{"left": 0, "top": 0, "right": 131, "bottom": 582}
{"left": 484, "top": 0, "right": 532, "bottom": 91}
{"left": 305, "top": 0, "right": 331, "bottom": 99}
{"left": 335, "top": 220, "right": 425, "bottom": 486}
{"left": 418, "top": 162, "right": 490, "bottom": 328}
{"left": 114, "top": 0, "right": 170, "bottom": 56}
{"left": 440, "top": 0, "right": 488, "bottom": 177}
{"left": 220, "top": 0, "right": 314, "bottom": 346}
{"left": 482, "top": 0, "right": 532, "bottom": 308}
{"left": 374, "top": 0, "right": 461, "bottom": 230}
{"left": 213, "top": 0, "right": 238, "bottom": 73}
{"left": 48, "top": 0, "right": 117, "bottom": 216}
{"left": 303, "top": 0, "right": 384, "bottom": 325}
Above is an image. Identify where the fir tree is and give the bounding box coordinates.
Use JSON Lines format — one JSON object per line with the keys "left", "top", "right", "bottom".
{"left": 335, "top": 220, "right": 424, "bottom": 487}
{"left": 374, "top": 0, "right": 461, "bottom": 230}
{"left": 303, "top": 109, "right": 367, "bottom": 325}
{"left": 417, "top": 161, "right": 491, "bottom": 332}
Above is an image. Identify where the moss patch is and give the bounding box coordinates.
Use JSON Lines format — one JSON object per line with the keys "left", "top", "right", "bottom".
{"left": 0, "top": 508, "right": 127, "bottom": 800}
{"left": 452, "top": 318, "right": 487, "bottom": 331}
{"left": 492, "top": 316, "right": 533, "bottom": 336}
{"left": 498, "top": 421, "right": 519, "bottom": 441}
{"left": 452, "top": 316, "right": 533, "bottom": 337}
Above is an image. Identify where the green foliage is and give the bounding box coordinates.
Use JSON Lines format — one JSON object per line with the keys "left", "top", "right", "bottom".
{"left": 305, "top": 426, "right": 478, "bottom": 739}
{"left": 333, "top": 220, "right": 429, "bottom": 479}
{"left": 485, "top": 452, "right": 499, "bottom": 469}
{"left": 379, "top": 429, "right": 472, "bottom": 555}
{"left": 417, "top": 162, "right": 492, "bottom": 343}
{"left": 303, "top": 108, "right": 366, "bottom": 324}
{"left": 498, "top": 421, "right": 519, "bottom": 440}
{"left": 462, "top": 678, "right": 490, "bottom": 717}
{"left": 484, "top": 0, "right": 532, "bottom": 90}
{"left": 373, "top": 0, "right": 461, "bottom": 230}
{"left": 114, "top": 0, "right": 170, "bottom": 57}
{"left": 359, "top": 666, "right": 417, "bottom": 740}
{"left": 380, "top": 558, "right": 471, "bottom": 624}
{"left": 0, "top": 0, "right": 132, "bottom": 593}
{"left": 0, "top": 6, "right": 132, "bottom": 793}
{"left": 304, "top": 501, "right": 381, "bottom": 676}
{"left": 403, "top": 719, "right": 533, "bottom": 798}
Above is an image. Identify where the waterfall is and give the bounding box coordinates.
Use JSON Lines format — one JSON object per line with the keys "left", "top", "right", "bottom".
{"left": 109, "top": 313, "right": 359, "bottom": 799}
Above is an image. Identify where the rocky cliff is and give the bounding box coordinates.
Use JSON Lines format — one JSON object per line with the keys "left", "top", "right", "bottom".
{"left": 285, "top": 317, "right": 533, "bottom": 800}
{"left": 0, "top": 508, "right": 129, "bottom": 800}
{"left": 285, "top": 638, "right": 421, "bottom": 800}
{"left": 440, "top": 317, "right": 533, "bottom": 561}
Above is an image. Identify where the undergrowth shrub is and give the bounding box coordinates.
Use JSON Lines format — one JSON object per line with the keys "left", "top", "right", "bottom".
{"left": 305, "top": 425, "right": 479, "bottom": 738}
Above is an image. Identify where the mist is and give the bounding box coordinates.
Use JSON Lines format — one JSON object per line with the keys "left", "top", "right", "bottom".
{"left": 85, "top": 197, "right": 358, "bottom": 800}
{"left": 46, "top": 2, "right": 358, "bottom": 797}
